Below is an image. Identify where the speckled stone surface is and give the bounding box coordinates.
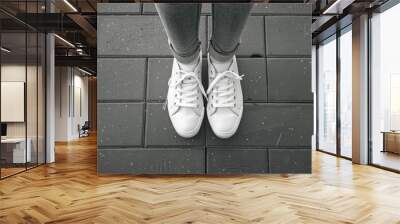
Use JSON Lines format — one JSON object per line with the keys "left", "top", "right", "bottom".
{"left": 98, "top": 148, "right": 205, "bottom": 174}
{"left": 206, "top": 103, "right": 313, "bottom": 147}
{"left": 98, "top": 15, "right": 207, "bottom": 57}
{"left": 98, "top": 58, "right": 146, "bottom": 101}
{"left": 97, "top": 3, "right": 141, "bottom": 14}
{"left": 267, "top": 58, "right": 312, "bottom": 102}
{"left": 265, "top": 16, "right": 312, "bottom": 56}
{"left": 207, "top": 148, "right": 268, "bottom": 174}
{"left": 97, "top": 103, "right": 144, "bottom": 147}
{"left": 269, "top": 148, "right": 312, "bottom": 173}
{"left": 97, "top": 3, "right": 312, "bottom": 174}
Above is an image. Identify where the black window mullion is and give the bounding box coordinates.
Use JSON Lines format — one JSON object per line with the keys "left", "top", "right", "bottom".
{"left": 36, "top": 0, "right": 39, "bottom": 168}
{"left": 316, "top": 45, "right": 320, "bottom": 151}
{"left": 25, "top": 0, "right": 28, "bottom": 171}
{"left": 336, "top": 30, "right": 341, "bottom": 157}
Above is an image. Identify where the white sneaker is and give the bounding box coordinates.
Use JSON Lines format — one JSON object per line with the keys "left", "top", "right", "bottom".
{"left": 166, "top": 54, "right": 207, "bottom": 138}
{"left": 207, "top": 54, "right": 243, "bottom": 139}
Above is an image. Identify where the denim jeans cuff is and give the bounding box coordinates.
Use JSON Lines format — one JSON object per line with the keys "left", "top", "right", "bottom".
{"left": 208, "top": 39, "right": 240, "bottom": 63}
{"left": 169, "top": 41, "right": 201, "bottom": 64}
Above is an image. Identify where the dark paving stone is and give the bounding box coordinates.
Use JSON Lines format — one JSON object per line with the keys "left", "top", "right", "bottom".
{"left": 142, "top": 3, "right": 211, "bottom": 15}
{"left": 268, "top": 148, "right": 311, "bottom": 173}
{"left": 98, "top": 58, "right": 146, "bottom": 101}
{"left": 251, "top": 3, "right": 312, "bottom": 15}
{"left": 206, "top": 103, "right": 313, "bottom": 147}
{"left": 267, "top": 58, "right": 312, "bottom": 102}
{"left": 238, "top": 58, "right": 267, "bottom": 102}
{"left": 97, "top": 3, "right": 141, "bottom": 14}
{"left": 146, "top": 58, "right": 172, "bottom": 101}
{"left": 208, "top": 16, "right": 265, "bottom": 57}
{"left": 147, "top": 58, "right": 208, "bottom": 101}
{"left": 98, "top": 147, "right": 205, "bottom": 174}
{"left": 265, "top": 16, "right": 311, "bottom": 56}
{"left": 98, "top": 15, "right": 207, "bottom": 56}
{"left": 98, "top": 103, "right": 144, "bottom": 147}
{"left": 207, "top": 148, "right": 268, "bottom": 174}
{"left": 145, "top": 103, "right": 206, "bottom": 147}
{"left": 97, "top": 3, "right": 313, "bottom": 175}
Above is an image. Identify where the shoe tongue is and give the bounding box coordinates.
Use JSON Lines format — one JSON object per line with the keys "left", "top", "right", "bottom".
{"left": 182, "top": 75, "right": 196, "bottom": 86}
{"left": 211, "top": 56, "right": 232, "bottom": 73}
{"left": 179, "top": 106, "right": 199, "bottom": 116}
{"left": 180, "top": 63, "right": 196, "bottom": 72}
{"left": 215, "top": 75, "right": 230, "bottom": 92}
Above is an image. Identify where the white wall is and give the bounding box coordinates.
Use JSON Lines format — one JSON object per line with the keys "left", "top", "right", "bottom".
{"left": 55, "top": 66, "right": 70, "bottom": 141}
{"left": 1, "top": 63, "right": 46, "bottom": 164}
{"left": 1, "top": 64, "right": 36, "bottom": 138}
{"left": 55, "top": 67, "right": 89, "bottom": 141}
{"left": 71, "top": 73, "right": 89, "bottom": 138}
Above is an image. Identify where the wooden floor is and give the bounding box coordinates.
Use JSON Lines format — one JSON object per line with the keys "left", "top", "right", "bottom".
{"left": 372, "top": 150, "right": 400, "bottom": 171}
{"left": 1, "top": 135, "right": 400, "bottom": 224}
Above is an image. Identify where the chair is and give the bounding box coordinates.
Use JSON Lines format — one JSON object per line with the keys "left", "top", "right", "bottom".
{"left": 79, "top": 121, "right": 90, "bottom": 138}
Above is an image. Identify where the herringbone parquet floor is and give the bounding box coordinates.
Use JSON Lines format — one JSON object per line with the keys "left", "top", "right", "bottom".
{"left": 1, "top": 134, "right": 400, "bottom": 224}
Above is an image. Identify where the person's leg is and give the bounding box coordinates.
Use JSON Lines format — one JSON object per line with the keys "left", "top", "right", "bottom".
{"left": 209, "top": 3, "right": 253, "bottom": 64}
{"left": 156, "top": 3, "right": 205, "bottom": 139}
{"left": 206, "top": 3, "right": 253, "bottom": 139}
{"left": 155, "top": 3, "right": 201, "bottom": 65}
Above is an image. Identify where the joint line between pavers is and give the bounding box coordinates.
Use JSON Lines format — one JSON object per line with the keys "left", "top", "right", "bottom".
{"left": 142, "top": 58, "right": 149, "bottom": 147}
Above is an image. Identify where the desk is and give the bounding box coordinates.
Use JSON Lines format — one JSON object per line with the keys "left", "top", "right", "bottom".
{"left": 382, "top": 132, "right": 400, "bottom": 154}
{"left": 1, "top": 138, "right": 31, "bottom": 163}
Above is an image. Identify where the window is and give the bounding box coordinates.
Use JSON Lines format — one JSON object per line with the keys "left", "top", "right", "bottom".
{"left": 318, "top": 35, "right": 337, "bottom": 154}
{"left": 339, "top": 27, "right": 352, "bottom": 158}
{"left": 370, "top": 3, "right": 400, "bottom": 171}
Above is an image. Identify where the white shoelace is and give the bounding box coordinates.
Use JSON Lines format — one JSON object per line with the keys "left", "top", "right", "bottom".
{"left": 207, "top": 71, "right": 244, "bottom": 108}
{"left": 165, "top": 70, "right": 207, "bottom": 109}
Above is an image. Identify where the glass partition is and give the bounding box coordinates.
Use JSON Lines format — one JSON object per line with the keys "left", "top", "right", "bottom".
{"left": 0, "top": 1, "right": 46, "bottom": 179}
{"left": 27, "top": 30, "right": 38, "bottom": 169}
{"left": 1, "top": 30, "right": 28, "bottom": 177}
{"left": 38, "top": 32, "right": 45, "bottom": 165}
{"left": 318, "top": 35, "right": 337, "bottom": 154}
